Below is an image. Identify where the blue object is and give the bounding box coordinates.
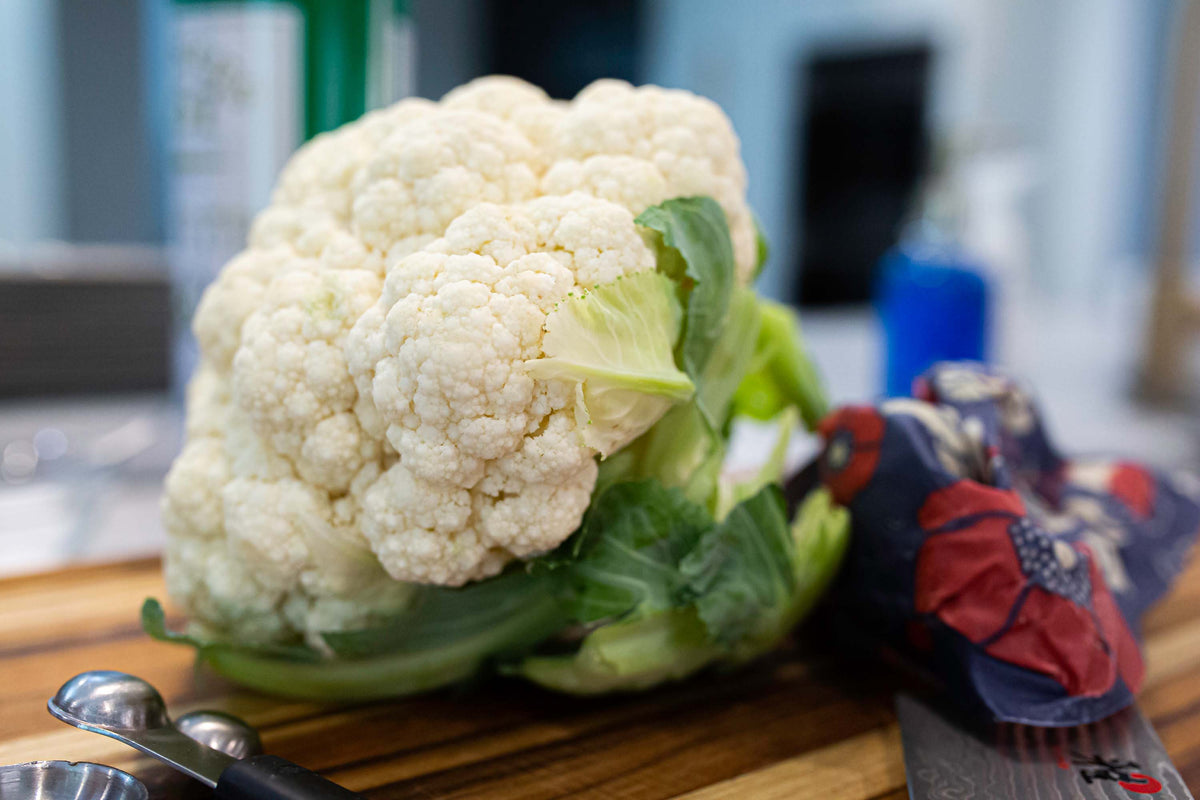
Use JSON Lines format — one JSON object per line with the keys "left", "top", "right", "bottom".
{"left": 818, "top": 363, "right": 1200, "bottom": 726}
{"left": 875, "top": 245, "right": 989, "bottom": 397}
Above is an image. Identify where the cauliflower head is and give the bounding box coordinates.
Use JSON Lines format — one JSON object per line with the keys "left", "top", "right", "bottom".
{"left": 164, "top": 76, "right": 757, "bottom": 645}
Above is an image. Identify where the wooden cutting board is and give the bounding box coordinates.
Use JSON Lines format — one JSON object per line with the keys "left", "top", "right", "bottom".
{"left": 2, "top": 556, "right": 1199, "bottom": 799}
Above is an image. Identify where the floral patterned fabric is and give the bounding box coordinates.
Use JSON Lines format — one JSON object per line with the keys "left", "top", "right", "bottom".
{"left": 818, "top": 363, "right": 1200, "bottom": 726}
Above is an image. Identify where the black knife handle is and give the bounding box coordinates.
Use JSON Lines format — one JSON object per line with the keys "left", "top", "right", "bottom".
{"left": 215, "top": 754, "right": 364, "bottom": 800}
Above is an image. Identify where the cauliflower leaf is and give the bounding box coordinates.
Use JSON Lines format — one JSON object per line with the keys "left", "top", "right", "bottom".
{"left": 144, "top": 483, "right": 849, "bottom": 700}
{"left": 603, "top": 286, "right": 763, "bottom": 509}
{"left": 635, "top": 196, "right": 736, "bottom": 407}
{"left": 682, "top": 486, "right": 849, "bottom": 659}
{"left": 515, "top": 609, "right": 720, "bottom": 694}
{"left": 714, "top": 407, "right": 800, "bottom": 520}
{"left": 550, "top": 480, "right": 712, "bottom": 623}
{"left": 142, "top": 568, "right": 566, "bottom": 701}
{"left": 527, "top": 271, "right": 694, "bottom": 456}
{"left": 731, "top": 299, "right": 828, "bottom": 429}
{"left": 509, "top": 483, "right": 850, "bottom": 695}
{"left": 679, "top": 486, "right": 797, "bottom": 649}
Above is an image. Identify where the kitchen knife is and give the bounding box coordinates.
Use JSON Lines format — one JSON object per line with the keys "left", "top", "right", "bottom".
{"left": 897, "top": 694, "right": 1193, "bottom": 799}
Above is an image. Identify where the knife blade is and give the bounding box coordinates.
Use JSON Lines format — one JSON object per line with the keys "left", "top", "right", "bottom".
{"left": 897, "top": 694, "right": 1193, "bottom": 799}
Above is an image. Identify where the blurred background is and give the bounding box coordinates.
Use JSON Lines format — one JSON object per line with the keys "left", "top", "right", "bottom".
{"left": 2, "top": 0, "right": 1199, "bottom": 574}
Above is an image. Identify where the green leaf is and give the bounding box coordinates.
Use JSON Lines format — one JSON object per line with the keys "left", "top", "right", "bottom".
{"left": 321, "top": 569, "right": 566, "bottom": 659}
{"left": 194, "top": 641, "right": 500, "bottom": 701}
{"left": 558, "top": 480, "right": 713, "bottom": 623}
{"left": 513, "top": 479, "right": 724, "bottom": 695}
{"left": 731, "top": 299, "right": 828, "bottom": 429}
{"left": 715, "top": 407, "right": 800, "bottom": 520}
{"left": 527, "top": 271, "right": 693, "bottom": 456}
{"left": 142, "top": 482, "right": 849, "bottom": 701}
{"left": 636, "top": 197, "right": 736, "bottom": 389}
{"left": 752, "top": 212, "right": 770, "bottom": 280}
{"left": 517, "top": 483, "right": 851, "bottom": 695}
{"left": 141, "top": 599, "right": 318, "bottom": 662}
{"left": 141, "top": 571, "right": 567, "bottom": 701}
{"left": 680, "top": 486, "right": 795, "bottom": 648}
{"left": 512, "top": 608, "right": 721, "bottom": 694}
{"left": 783, "top": 487, "right": 851, "bottom": 633}
{"left": 593, "top": 446, "right": 638, "bottom": 496}
{"left": 613, "top": 287, "right": 762, "bottom": 510}
{"left": 681, "top": 486, "right": 850, "bottom": 660}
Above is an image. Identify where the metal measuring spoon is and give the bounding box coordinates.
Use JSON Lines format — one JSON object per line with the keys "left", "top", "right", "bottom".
{"left": 0, "top": 760, "right": 148, "bottom": 800}
{"left": 175, "top": 710, "right": 262, "bottom": 760}
{"left": 48, "top": 671, "right": 361, "bottom": 800}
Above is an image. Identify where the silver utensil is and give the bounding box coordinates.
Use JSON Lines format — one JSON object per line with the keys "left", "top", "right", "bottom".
{"left": 0, "top": 760, "right": 148, "bottom": 800}
{"left": 897, "top": 694, "right": 1194, "bottom": 799}
{"left": 48, "top": 670, "right": 236, "bottom": 786}
{"left": 48, "top": 671, "right": 362, "bottom": 799}
{"left": 175, "top": 710, "right": 263, "bottom": 760}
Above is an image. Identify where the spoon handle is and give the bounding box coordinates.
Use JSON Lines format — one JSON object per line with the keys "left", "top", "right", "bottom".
{"left": 214, "top": 755, "right": 364, "bottom": 800}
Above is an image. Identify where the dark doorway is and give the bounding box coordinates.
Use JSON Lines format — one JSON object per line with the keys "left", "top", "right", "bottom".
{"left": 794, "top": 45, "right": 932, "bottom": 306}
{"left": 484, "top": 0, "right": 642, "bottom": 100}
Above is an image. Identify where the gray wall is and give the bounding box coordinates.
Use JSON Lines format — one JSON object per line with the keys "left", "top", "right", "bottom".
{"left": 412, "top": 0, "right": 486, "bottom": 100}
{"left": 0, "top": 0, "right": 63, "bottom": 244}
{"left": 0, "top": 0, "right": 1182, "bottom": 281}
{"left": 643, "top": 0, "right": 1178, "bottom": 301}
{"left": 57, "top": 0, "right": 165, "bottom": 243}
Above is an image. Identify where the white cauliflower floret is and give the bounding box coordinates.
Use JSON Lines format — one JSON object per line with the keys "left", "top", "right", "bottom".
{"left": 553, "top": 80, "right": 755, "bottom": 279}
{"left": 350, "top": 111, "right": 542, "bottom": 257}
{"left": 165, "top": 75, "right": 757, "bottom": 641}
{"left": 273, "top": 97, "right": 436, "bottom": 220}
{"left": 442, "top": 76, "right": 568, "bottom": 168}
{"left": 232, "top": 267, "right": 382, "bottom": 492}
{"left": 361, "top": 463, "right": 498, "bottom": 587}
{"left": 183, "top": 365, "right": 232, "bottom": 438}
{"left": 543, "top": 155, "right": 670, "bottom": 216}
{"left": 442, "top": 75, "right": 551, "bottom": 120}
{"left": 193, "top": 246, "right": 302, "bottom": 370}
{"left": 162, "top": 416, "right": 408, "bottom": 645}
{"left": 165, "top": 536, "right": 293, "bottom": 643}
{"left": 346, "top": 194, "right": 649, "bottom": 585}
{"left": 162, "top": 438, "right": 229, "bottom": 540}
{"left": 222, "top": 477, "right": 321, "bottom": 593}
{"left": 474, "top": 413, "right": 599, "bottom": 551}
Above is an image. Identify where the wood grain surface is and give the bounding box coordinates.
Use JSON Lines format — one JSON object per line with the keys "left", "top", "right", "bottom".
{"left": 1, "top": 556, "right": 1198, "bottom": 799}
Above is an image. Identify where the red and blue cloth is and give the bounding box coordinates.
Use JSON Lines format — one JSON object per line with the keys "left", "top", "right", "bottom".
{"left": 818, "top": 363, "right": 1200, "bottom": 726}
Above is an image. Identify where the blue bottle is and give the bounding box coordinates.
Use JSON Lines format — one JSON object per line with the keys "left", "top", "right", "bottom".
{"left": 876, "top": 235, "right": 990, "bottom": 398}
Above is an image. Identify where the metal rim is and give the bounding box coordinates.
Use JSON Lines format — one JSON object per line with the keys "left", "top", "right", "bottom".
{"left": 0, "top": 760, "right": 149, "bottom": 800}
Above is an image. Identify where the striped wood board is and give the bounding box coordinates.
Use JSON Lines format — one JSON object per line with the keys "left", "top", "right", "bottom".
{"left": 1, "top": 557, "right": 1199, "bottom": 798}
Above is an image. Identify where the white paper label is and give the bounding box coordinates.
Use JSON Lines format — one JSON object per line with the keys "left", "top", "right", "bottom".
{"left": 367, "top": 1, "right": 416, "bottom": 109}
{"left": 169, "top": 3, "right": 302, "bottom": 380}
{"left": 388, "top": 13, "right": 417, "bottom": 103}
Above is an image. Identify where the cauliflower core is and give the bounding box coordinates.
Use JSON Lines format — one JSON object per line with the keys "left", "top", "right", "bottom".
{"left": 164, "top": 77, "right": 756, "bottom": 644}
